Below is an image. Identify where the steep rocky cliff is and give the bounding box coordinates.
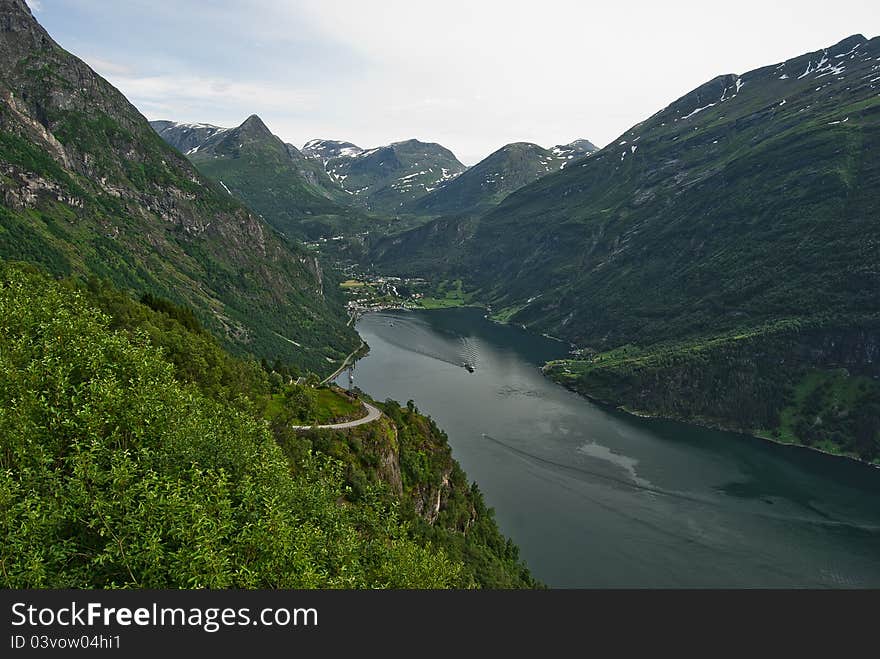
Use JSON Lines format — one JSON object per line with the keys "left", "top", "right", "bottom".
{"left": 0, "top": 0, "right": 357, "bottom": 372}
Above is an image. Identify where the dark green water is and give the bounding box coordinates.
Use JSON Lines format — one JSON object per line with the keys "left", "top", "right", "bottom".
{"left": 339, "top": 308, "right": 880, "bottom": 587}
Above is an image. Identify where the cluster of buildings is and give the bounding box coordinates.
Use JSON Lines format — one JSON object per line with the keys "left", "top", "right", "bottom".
{"left": 341, "top": 272, "right": 429, "bottom": 318}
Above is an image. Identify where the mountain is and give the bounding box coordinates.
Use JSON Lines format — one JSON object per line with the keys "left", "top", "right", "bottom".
{"left": 149, "top": 120, "right": 228, "bottom": 154}
{"left": 150, "top": 116, "right": 372, "bottom": 240}
{"left": 552, "top": 138, "right": 598, "bottom": 158}
{"left": 302, "top": 138, "right": 364, "bottom": 163}
{"left": 303, "top": 137, "right": 467, "bottom": 214}
{"left": 0, "top": 0, "right": 357, "bottom": 373}
{"left": 463, "top": 34, "right": 880, "bottom": 344}
{"left": 412, "top": 139, "right": 597, "bottom": 216}
{"left": 370, "top": 34, "right": 880, "bottom": 461}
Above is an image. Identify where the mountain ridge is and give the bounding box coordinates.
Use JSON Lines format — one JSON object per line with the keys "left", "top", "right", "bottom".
{"left": 374, "top": 32, "right": 880, "bottom": 342}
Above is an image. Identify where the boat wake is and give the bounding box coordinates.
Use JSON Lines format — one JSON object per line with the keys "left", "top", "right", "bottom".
{"left": 480, "top": 433, "right": 880, "bottom": 533}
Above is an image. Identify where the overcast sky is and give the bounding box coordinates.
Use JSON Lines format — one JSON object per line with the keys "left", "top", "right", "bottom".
{"left": 27, "top": 0, "right": 880, "bottom": 164}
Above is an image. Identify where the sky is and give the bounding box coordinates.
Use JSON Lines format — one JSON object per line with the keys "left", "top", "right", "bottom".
{"left": 25, "top": 0, "right": 880, "bottom": 164}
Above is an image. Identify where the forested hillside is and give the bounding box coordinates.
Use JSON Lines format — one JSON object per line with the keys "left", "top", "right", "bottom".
{"left": 0, "top": 262, "right": 534, "bottom": 588}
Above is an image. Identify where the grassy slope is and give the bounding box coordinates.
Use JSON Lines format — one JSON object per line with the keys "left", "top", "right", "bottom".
{"left": 418, "top": 279, "right": 475, "bottom": 309}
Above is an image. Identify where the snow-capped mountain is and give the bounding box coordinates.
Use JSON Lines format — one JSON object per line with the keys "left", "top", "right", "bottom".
{"left": 150, "top": 116, "right": 368, "bottom": 239}
{"left": 149, "top": 121, "right": 229, "bottom": 155}
{"left": 303, "top": 138, "right": 467, "bottom": 214}
{"left": 302, "top": 139, "right": 364, "bottom": 163}
{"left": 411, "top": 139, "right": 597, "bottom": 216}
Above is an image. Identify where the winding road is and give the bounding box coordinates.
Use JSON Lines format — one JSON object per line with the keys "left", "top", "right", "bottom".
{"left": 290, "top": 400, "right": 382, "bottom": 431}
{"left": 320, "top": 341, "right": 366, "bottom": 385}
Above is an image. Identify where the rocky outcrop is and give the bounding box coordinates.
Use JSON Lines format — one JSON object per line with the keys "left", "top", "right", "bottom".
{"left": 412, "top": 465, "right": 454, "bottom": 525}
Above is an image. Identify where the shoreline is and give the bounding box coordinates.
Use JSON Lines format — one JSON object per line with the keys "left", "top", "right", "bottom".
{"left": 551, "top": 376, "right": 880, "bottom": 471}
{"left": 321, "top": 340, "right": 368, "bottom": 385}
{"left": 352, "top": 306, "right": 879, "bottom": 472}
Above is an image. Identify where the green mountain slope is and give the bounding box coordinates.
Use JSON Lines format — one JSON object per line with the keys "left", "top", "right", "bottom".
{"left": 471, "top": 34, "right": 880, "bottom": 344}
{"left": 412, "top": 140, "right": 596, "bottom": 216}
{"left": 0, "top": 0, "right": 357, "bottom": 373}
{"left": 369, "top": 34, "right": 880, "bottom": 460}
{"left": 0, "top": 262, "right": 535, "bottom": 587}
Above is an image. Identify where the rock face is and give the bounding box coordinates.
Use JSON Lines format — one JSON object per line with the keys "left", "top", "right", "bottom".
{"left": 374, "top": 407, "right": 477, "bottom": 530}
{"left": 412, "top": 465, "right": 458, "bottom": 526}
{"left": 0, "top": 0, "right": 357, "bottom": 372}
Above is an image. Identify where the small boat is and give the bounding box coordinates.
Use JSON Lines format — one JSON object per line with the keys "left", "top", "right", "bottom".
{"left": 464, "top": 362, "right": 475, "bottom": 373}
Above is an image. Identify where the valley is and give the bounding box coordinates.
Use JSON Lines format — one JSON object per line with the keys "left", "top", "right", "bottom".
{"left": 361, "top": 33, "right": 880, "bottom": 466}
{"left": 338, "top": 271, "right": 475, "bottom": 317}
{"left": 1, "top": 0, "right": 878, "bottom": 592}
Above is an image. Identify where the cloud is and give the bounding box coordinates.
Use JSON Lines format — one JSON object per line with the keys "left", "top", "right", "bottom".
{"left": 103, "top": 71, "right": 320, "bottom": 121}
{"left": 36, "top": 0, "right": 880, "bottom": 164}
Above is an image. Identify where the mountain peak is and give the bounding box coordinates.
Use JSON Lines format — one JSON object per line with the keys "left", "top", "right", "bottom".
{"left": 834, "top": 33, "right": 867, "bottom": 47}
{"left": 565, "top": 138, "right": 598, "bottom": 152}
{"left": 389, "top": 138, "right": 451, "bottom": 151}
{"left": 412, "top": 138, "right": 594, "bottom": 216}
{"left": 239, "top": 114, "right": 270, "bottom": 134}
{"left": 502, "top": 142, "right": 542, "bottom": 151}
{"left": 149, "top": 120, "right": 229, "bottom": 154}
{"left": 828, "top": 34, "right": 868, "bottom": 56}
{"left": 0, "top": 0, "right": 56, "bottom": 74}
{"left": 1, "top": 0, "right": 32, "bottom": 18}
{"left": 302, "top": 139, "right": 364, "bottom": 162}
